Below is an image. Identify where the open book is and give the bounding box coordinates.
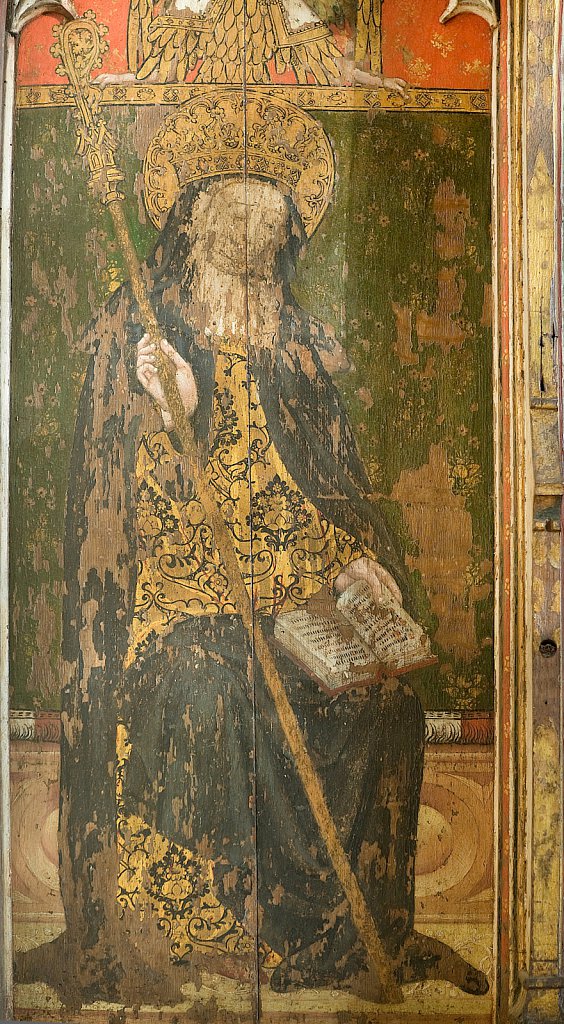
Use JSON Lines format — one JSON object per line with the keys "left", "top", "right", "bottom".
{"left": 274, "top": 579, "right": 437, "bottom": 696}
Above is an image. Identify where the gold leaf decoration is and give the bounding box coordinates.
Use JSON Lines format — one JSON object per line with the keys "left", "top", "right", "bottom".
{"left": 143, "top": 88, "right": 335, "bottom": 237}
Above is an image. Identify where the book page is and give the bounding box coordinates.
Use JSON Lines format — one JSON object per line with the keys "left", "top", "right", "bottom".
{"left": 336, "top": 580, "right": 432, "bottom": 669}
{"left": 274, "top": 607, "right": 376, "bottom": 689}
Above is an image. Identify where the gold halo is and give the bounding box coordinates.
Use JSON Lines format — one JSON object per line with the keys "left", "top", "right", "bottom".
{"left": 143, "top": 89, "right": 335, "bottom": 237}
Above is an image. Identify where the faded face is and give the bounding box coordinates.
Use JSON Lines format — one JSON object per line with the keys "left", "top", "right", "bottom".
{"left": 189, "top": 178, "right": 290, "bottom": 277}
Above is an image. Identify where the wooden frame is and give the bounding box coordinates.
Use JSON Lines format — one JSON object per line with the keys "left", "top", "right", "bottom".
{"left": 1, "top": 0, "right": 562, "bottom": 1020}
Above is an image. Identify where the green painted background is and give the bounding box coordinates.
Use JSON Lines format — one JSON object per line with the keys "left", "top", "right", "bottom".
{"left": 10, "top": 106, "right": 492, "bottom": 710}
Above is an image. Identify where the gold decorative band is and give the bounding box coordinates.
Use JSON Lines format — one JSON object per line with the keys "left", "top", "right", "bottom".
{"left": 16, "top": 83, "right": 490, "bottom": 114}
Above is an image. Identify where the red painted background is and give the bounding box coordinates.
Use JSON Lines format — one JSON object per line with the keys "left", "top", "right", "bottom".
{"left": 16, "top": 0, "right": 492, "bottom": 89}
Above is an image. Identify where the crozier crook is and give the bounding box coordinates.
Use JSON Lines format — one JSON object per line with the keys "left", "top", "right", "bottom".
{"left": 50, "top": 12, "right": 403, "bottom": 1003}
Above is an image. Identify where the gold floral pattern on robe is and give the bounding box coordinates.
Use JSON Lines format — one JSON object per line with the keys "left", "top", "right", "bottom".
{"left": 115, "top": 724, "right": 261, "bottom": 962}
{"left": 128, "top": 339, "right": 364, "bottom": 661}
{"left": 118, "top": 339, "right": 365, "bottom": 963}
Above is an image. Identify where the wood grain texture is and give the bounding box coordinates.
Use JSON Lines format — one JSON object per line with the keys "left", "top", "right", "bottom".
{"left": 5, "top": 0, "right": 502, "bottom": 1016}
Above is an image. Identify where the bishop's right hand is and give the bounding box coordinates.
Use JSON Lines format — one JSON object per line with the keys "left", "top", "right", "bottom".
{"left": 136, "top": 333, "right": 198, "bottom": 430}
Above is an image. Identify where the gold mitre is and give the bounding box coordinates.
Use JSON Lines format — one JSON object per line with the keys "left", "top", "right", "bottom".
{"left": 143, "top": 89, "right": 335, "bottom": 237}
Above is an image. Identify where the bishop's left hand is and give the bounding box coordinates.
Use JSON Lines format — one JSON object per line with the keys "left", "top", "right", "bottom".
{"left": 335, "top": 556, "right": 403, "bottom": 606}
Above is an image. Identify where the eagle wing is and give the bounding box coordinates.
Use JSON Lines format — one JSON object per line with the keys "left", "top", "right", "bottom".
{"left": 127, "top": 0, "right": 154, "bottom": 73}
{"left": 137, "top": 18, "right": 202, "bottom": 82}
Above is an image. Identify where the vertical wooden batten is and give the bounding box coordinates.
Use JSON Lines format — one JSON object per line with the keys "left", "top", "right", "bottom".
{"left": 508, "top": 0, "right": 564, "bottom": 1019}
{"left": 2, "top": 1, "right": 563, "bottom": 1020}
{"left": 0, "top": 4, "right": 16, "bottom": 1017}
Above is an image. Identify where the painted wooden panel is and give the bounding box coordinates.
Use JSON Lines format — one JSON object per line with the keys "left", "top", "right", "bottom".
{"left": 9, "top": 1, "right": 497, "bottom": 1019}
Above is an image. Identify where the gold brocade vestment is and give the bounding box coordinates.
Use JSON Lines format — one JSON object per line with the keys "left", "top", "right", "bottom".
{"left": 128, "top": 337, "right": 364, "bottom": 661}
{"left": 117, "top": 336, "right": 364, "bottom": 961}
